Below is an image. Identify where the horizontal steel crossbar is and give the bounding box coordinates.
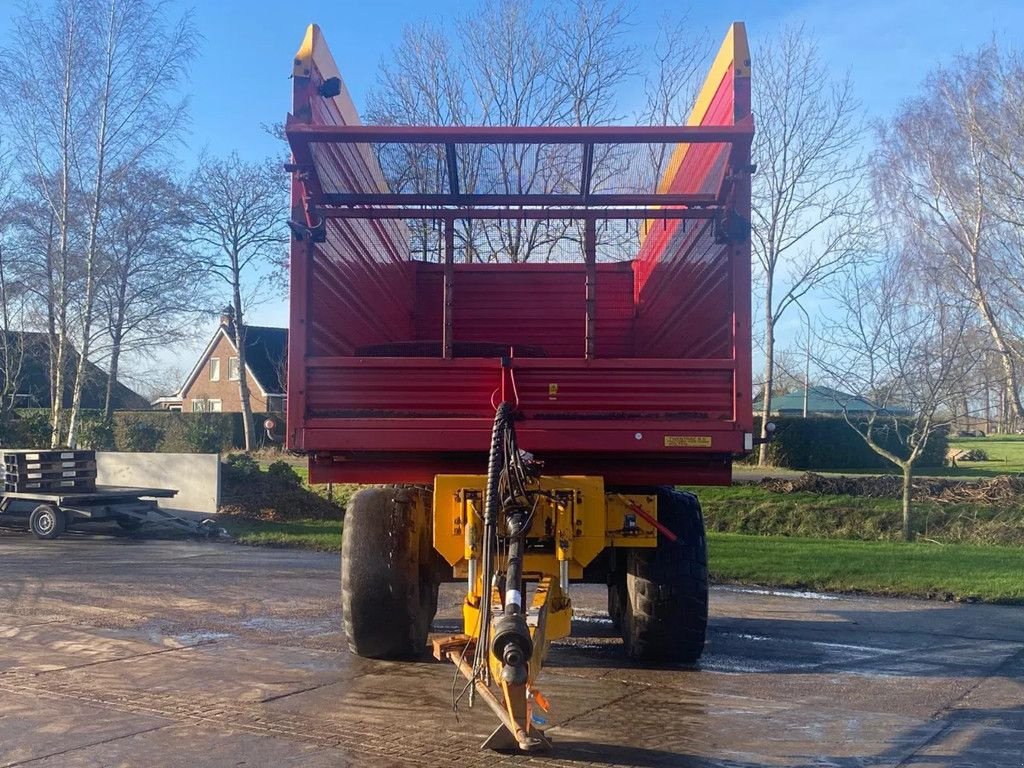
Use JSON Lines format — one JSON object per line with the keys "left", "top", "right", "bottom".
{"left": 314, "top": 207, "right": 719, "bottom": 221}
{"left": 287, "top": 120, "right": 753, "bottom": 145}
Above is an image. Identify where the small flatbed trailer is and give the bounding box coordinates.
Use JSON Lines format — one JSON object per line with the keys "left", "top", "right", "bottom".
{"left": 0, "top": 485, "right": 219, "bottom": 540}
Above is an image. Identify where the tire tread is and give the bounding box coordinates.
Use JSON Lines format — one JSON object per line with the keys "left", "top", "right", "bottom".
{"left": 341, "top": 486, "right": 438, "bottom": 660}
{"left": 622, "top": 487, "right": 708, "bottom": 663}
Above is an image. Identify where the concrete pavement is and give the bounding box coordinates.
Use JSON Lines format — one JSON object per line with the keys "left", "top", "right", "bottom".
{"left": 0, "top": 527, "right": 1021, "bottom": 767}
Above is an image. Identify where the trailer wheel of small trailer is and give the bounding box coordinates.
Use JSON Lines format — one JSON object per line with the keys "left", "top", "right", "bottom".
{"left": 29, "top": 504, "right": 67, "bottom": 540}
{"left": 622, "top": 488, "right": 708, "bottom": 663}
{"left": 341, "top": 486, "right": 440, "bottom": 659}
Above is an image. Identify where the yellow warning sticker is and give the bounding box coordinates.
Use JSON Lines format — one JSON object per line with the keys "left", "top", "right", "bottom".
{"left": 548, "top": 383, "right": 558, "bottom": 400}
{"left": 664, "top": 435, "right": 712, "bottom": 448}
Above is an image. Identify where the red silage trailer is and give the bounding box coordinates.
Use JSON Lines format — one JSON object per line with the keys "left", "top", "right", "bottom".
{"left": 285, "top": 22, "right": 753, "bottom": 752}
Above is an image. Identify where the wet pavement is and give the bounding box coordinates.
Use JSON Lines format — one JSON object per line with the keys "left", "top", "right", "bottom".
{"left": 0, "top": 527, "right": 1022, "bottom": 767}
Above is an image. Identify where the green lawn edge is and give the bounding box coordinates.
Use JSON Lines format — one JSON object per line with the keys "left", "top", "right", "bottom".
{"left": 220, "top": 519, "right": 1024, "bottom": 605}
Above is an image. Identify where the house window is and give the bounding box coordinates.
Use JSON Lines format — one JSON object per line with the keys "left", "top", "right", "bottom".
{"left": 192, "top": 399, "right": 222, "bottom": 413}
{"left": 229, "top": 356, "right": 240, "bottom": 381}
{"left": 209, "top": 357, "right": 221, "bottom": 381}
{"left": 266, "top": 395, "right": 285, "bottom": 413}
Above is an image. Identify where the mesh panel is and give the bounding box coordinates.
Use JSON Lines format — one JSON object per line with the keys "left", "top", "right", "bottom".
{"left": 399, "top": 217, "right": 651, "bottom": 264}
{"left": 309, "top": 140, "right": 695, "bottom": 198}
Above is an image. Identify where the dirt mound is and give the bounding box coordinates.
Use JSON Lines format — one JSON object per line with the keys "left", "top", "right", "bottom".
{"left": 219, "top": 455, "right": 344, "bottom": 521}
{"left": 757, "top": 472, "right": 1024, "bottom": 505}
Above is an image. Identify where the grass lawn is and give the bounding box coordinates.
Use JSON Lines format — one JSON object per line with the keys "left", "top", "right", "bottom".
{"left": 689, "top": 484, "right": 1024, "bottom": 545}
{"left": 731, "top": 434, "right": 1024, "bottom": 479}
{"left": 709, "top": 533, "right": 1024, "bottom": 603}
{"left": 947, "top": 435, "right": 1024, "bottom": 476}
{"left": 220, "top": 518, "right": 1024, "bottom": 603}
{"left": 221, "top": 518, "right": 341, "bottom": 551}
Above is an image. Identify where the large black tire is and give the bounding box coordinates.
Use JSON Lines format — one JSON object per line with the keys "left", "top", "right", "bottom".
{"left": 622, "top": 487, "right": 708, "bottom": 663}
{"left": 30, "top": 505, "right": 67, "bottom": 540}
{"left": 607, "top": 561, "right": 626, "bottom": 631}
{"left": 341, "top": 486, "right": 440, "bottom": 659}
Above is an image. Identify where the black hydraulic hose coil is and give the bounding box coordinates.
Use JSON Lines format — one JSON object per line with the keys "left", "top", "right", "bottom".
{"left": 484, "top": 402, "right": 513, "bottom": 527}
{"left": 476, "top": 402, "right": 513, "bottom": 681}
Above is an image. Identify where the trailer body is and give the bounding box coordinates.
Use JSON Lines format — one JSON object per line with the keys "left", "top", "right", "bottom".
{"left": 285, "top": 24, "right": 752, "bottom": 487}
{"left": 285, "top": 22, "right": 753, "bottom": 751}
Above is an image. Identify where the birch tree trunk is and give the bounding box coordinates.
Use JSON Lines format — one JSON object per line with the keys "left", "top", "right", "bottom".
{"left": 900, "top": 462, "right": 913, "bottom": 542}
{"left": 187, "top": 152, "right": 287, "bottom": 453}
{"left": 49, "top": 7, "right": 79, "bottom": 448}
{"left": 758, "top": 283, "right": 775, "bottom": 465}
{"left": 66, "top": 1, "right": 118, "bottom": 447}
{"left": 230, "top": 256, "right": 255, "bottom": 451}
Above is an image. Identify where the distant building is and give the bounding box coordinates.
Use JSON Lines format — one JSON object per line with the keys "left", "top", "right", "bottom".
{"left": 155, "top": 309, "right": 287, "bottom": 414}
{"left": 1, "top": 330, "right": 149, "bottom": 410}
{"left": 753, "top": 386, "right": 912, "bottom": 418}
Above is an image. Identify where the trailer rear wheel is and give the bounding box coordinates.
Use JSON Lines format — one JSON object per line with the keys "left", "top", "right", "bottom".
{"left": 622, "top": 488, "right": 708, "bottom": 663}
{"left": 30, "top": 505, "right": 67, "bottom": 540}
{"left": 607, "top": 567, "right": 626, "bottom": 631}
{"left": 341, "top": 486, "right": 439, "bottom": 659}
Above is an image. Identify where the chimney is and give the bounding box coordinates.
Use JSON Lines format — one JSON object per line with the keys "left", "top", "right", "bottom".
{"left": 220, "top": 304, "right": 235, "bottom": 334}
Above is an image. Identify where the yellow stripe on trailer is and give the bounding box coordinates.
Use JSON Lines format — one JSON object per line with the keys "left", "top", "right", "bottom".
{"left": 642, "top": 21, "right": 751, "bottom": 243}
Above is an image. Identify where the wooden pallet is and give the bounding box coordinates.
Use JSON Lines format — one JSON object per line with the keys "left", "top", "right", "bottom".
{"left": 2, "top": 450, "right": 97, "bottom": 493}
{"left": 4, "top": 478, "right": 97, "bottom": 493}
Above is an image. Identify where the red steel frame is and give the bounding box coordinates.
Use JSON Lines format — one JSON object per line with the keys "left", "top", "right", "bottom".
{"left": 285, "top": 23, "right": 754, "bottom": 486}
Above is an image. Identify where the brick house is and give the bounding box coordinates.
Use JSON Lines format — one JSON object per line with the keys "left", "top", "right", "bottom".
{"left": 158, "top": 310, "right": 287, "bottom": 413}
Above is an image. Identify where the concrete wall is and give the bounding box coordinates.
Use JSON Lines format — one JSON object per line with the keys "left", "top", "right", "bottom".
{"left": 96, "top": 452, "right": 220, "bottom": 514}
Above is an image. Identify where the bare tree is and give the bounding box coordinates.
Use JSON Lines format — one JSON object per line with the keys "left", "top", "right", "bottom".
{"left": 1, "top": 1, "right": 89, "bottom": 444}
{"left": 752, "top": 25, "right": 867, "bottom": 464}
{"left": 770, "top": 348, "right": 809, "bottom": 398}
{"left": 187, "top": 153, "right": 287, "bottom": 450}
{"left": 822, "top": 256, "right": 977, "bottom": 540}
{"left": 1, "top": 0, "right": 195, "bottom": 446}
{"left": 98, "top": 166, "right": 208, "bottom": 418}
{"left": 64, "top": 0, "right": 196, "bottom": 445}
{"left": 0, "top": 148, "right": 26, "bottom": 417}
{"left": 639, "top": 16, "right": 711, "bottom": 182}
{"left": 873, "top": 48, "right": 1024, "bottom": 428}
{"left": 367, "top": 0, "right": 646, "bottom": 264}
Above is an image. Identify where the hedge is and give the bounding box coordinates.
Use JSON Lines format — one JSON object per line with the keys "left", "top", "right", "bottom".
{"left": 1, "top": 409, "right": 947, "bottom": 470}
{"left": 0, "top": 409, "right": 275, "bottom": 453}
{"left": 752, "top": 416, "right": 948, "bottom": 470}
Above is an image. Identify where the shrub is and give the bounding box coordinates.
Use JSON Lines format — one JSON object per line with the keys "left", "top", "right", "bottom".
{"left": 755, "top": 416, "right": 948, "bottom": 471}
{"left": 224, "top": 451, "right": 261, "bottom": 474}
{"left": 9, "top": 409, "right": 261, "bottom": 453}
{"left": 76, "top": 414, "right": 116, "bottom": 450}
{"left": 119, "top": 421, "right": 165, "bottom": 452}
{"left": 266, "top": 460, "right": 302, "bottom": 487}
{"left": 1, "top": 410, "right": 51, "bottom": 448}
{"left": 114, "top": 411, "right": 242, "bottom": 453}
{"left": 184, "top": 414, "right": 228, "bottom": 453}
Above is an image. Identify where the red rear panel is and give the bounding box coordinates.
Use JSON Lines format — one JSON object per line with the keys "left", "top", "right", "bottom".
{"left": 286, "top": 24, "right": 753, "bottom": 485}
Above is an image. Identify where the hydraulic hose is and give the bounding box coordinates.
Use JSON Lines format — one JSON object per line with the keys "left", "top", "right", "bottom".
{"left": 492, "top": 510, "right": 533, "bottom": 684}
{"left": 476, "top": 402, "right": 513, "bottom": 683}
{"left": 484, "top": 403, "right": 513, "bottom": 531}
{"left": 503, "top": 511, "right": 526, "bottom": 616}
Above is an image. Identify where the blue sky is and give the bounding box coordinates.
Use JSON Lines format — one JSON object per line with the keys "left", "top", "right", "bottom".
{"left": 2, "top": 0, "right": 1023, "bottom": 389}
{"left": 165, "top": 0, "right": 1022, "bottom": 163}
